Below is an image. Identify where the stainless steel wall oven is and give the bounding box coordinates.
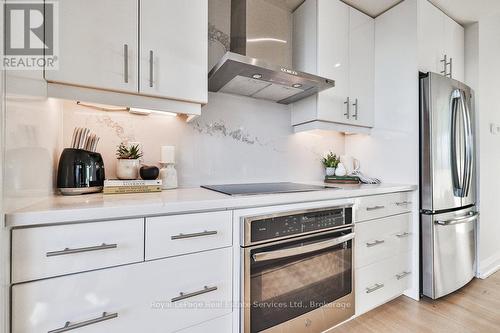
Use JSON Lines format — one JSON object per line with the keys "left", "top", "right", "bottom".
{"left": 241, "top": 205, "right": 355, "bottom": 333}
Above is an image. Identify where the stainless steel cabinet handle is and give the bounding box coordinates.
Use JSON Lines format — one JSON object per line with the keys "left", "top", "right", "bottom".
{"left": 366, "top": 283, "right": 384, "bottom": 294}
{"left": 396, "top": 271, "right": 411, "bottom": 280}
{"left": 48, "top": 312, "right": 118, "bottom": 333}
{"left": 171, "top": 286, "right": 218, "bottom": 302}
{"left": 396, "top": 232, "right": 411, "bottom": 238}
{"left": 440, "top": 55, "right": 448, "bottom": 75}
{"left": 395, "top": 201, "right": 412, "bottom": 206}
{"left": 366, "top": 205, "right": 385, "bottom": 211}
{"left": 253, "top": 232, "right": 355, "bottom": 262}
{"left": 436, "top": 212, "right": 479, "bottom": 226}
{"left": 344, "top": 97, "right": 350, "bottom": 119}
{"left": 171, "top": 230, "right": 218, "bottom": 240}
{"left": 448, "top": 58, "right": 453, "bottom": 78}
{"left": 366, "top": 239, "right": 385, "bottom": 247}
{"left": 123, "top": 44, "right": 129, "bottom": 83}
{"left": 46, "top": 243, "right": 118, "bottom": 257}
{"left": 352, "top": 98, "right": 358, "bottom": 120}
{"left": 149, "top": 50, "right": 154, "bottom": 87}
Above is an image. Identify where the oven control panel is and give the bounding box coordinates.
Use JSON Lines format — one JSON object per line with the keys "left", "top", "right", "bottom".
{"left": 249, "top": 207, "right": 352, "bottom": 243}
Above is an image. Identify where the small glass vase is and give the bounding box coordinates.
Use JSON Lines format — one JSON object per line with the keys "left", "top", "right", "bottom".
{"left": 159, "top": 163, "right": 178, "bottom": 189}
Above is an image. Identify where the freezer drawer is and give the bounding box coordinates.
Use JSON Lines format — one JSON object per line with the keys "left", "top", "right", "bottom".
{"left": 421, "top": 207, "right": 477, "bottom": 299}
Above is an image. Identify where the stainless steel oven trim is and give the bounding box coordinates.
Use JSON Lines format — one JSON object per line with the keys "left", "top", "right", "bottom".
{"left": 241, "top": 227, "right": 355, "bottom": 333}
{"left": 242, "top": 205, "right": 353, "bottom": 247}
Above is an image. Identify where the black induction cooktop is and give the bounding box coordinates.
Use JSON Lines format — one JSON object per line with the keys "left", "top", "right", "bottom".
{"left": 201, "top": 182, "right": 336, "bottom": 196}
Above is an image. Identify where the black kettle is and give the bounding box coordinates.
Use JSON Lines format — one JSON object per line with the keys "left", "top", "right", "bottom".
{"left": 57, "top": 148, "right": 105, "bottom": 195}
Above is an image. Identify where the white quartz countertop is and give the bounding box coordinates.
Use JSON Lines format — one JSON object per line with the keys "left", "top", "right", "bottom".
{"left": 5, "top": 183, "right": 417, "bottom": 227}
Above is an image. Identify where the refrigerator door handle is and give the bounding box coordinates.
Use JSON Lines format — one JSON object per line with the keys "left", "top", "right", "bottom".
{"left": 460, "top": 90, "right": 474, "bottom": 197}
{"left": 435, "top": 212, "right": 479, "bottom": 226}
{"left": 450, "top": 89, "right": 463, "bottom": 196}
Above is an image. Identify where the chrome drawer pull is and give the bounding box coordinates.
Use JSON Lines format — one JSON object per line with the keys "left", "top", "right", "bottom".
{"left": 46, "top": 243, "right": 118, "bottom": 257}
{"left": 366, "top": 239, "right": 385, "bottom": 247}
{"left": 171, "top": 285, "right": 218, "bottom": 302}
{"left": 366, "top": 283, "right": 384, "bottom": 294}
{"left": 395, "top": 201, "right": 412, "bottom": 206}
{"left": 396, "top": 271, "right": 411, "bottom": 280}
{"left": 48, "top": 312, "right": 118, "bottom": 333}
{"left": 171, "top": 230, "right": 218, "bottom": 240}
{"left": 396, "top": 232, "right": 411, "bottom": 238}
{"left": 366, "top": 205, "right": 385, "bottom": 211}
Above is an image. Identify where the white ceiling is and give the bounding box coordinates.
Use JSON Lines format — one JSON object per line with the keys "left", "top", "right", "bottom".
{"left": 342, "top": 0, "right": 500, "bottom": 24}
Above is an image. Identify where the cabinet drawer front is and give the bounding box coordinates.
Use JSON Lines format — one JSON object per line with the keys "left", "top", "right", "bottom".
{"left": 146, "top": 211, "right": 232, "bottom": 260}
{"left": 355, "top": 252, "right": 412, "bottom": 315}
{"left": 12, "top": 248, "right": 233, "bottom": 333}
{"left": 11, "top": 219, "right": 144, "bottom": 283}
{"left": 355, "top": 213, "right": 411, "bottom": 268}
{"left": 176, "top": 314, "right": 232, "bottom": 333}
{"left": 355, "top": 192, "right": 412, "bottom": 222}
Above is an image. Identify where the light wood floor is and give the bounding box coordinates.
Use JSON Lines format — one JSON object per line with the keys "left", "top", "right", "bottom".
{"left": 332, "top": 271, "right": 500, "bottom": 333}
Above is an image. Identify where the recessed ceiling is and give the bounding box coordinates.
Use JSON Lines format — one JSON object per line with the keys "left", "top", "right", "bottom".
{"left": 341, "top": 0, "right": 500, "bottom": 24}
{"left": 341, "top": 0, "right": 403, "bottom": 17}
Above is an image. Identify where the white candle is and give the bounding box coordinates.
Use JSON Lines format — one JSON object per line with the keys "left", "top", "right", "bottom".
{"left": 160, "top": 146, "right": 175, "bottom": 164}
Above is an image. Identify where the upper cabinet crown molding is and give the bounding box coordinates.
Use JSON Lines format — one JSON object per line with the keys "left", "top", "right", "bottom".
{"left": 291, "top": 0, "right": 375, "bottom": 134}
{"left": 44, "top": 0, "right": 208, "bottom": 116}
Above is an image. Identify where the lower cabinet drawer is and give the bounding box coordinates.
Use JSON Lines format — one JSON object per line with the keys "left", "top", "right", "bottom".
{"left": 11, "top": 247, "right": 233, "bottom": 333}
{"left": 11, "top": 218, "right": 144, "bottom": 283}
{"left": 176, "top": 314, "right": 232, "bottom": 333}
{"left": 355, "top": 192, "right": 413, "bottom": 222}
{"left": 355, "top": 252, "right": 412, "bottom": 315}
{"left": 146, "top": 211, "right": 232, "bottom": 260}
{"left": 355, "top": 213, "right": 412, "bottom": 268}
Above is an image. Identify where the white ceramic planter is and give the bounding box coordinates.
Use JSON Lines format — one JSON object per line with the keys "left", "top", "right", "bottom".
{"left": 116, "top": 159, "right": 140, "bottom": 180}
{"left": 325, "top": 167, "right": 336, "bottom": 176}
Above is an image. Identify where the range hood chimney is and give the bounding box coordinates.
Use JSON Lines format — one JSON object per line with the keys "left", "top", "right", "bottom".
{"left": 208, "top": 0, "right": 335, "bottom": 105}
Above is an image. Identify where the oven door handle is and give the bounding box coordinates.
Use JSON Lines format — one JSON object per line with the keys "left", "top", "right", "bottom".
{"left": 252, "top": 232, "right": 355, "bottom": 262}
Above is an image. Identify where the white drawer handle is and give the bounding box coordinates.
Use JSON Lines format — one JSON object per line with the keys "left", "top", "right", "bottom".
{"left": 48, "top": 312, "right": 118, "bottom": 333}
{"left": 366, "top": 283, "right": 384, "bottom": 294}
{"left": 366, "top": 239, "right": 385, "bottom": 247}
{"left": 366, "top": 205, "right": 385, "bottom": 211}
{"left": 396, "top": 271, "right": 412, "bottom": 280}
{"left": 171, "top": 285, "right": 218, "bottom": 302}
{"left": 46, "top": 243, "right": 118, "bottom": 257}
{"left": 171, "top": 230, "right": 218, "bottom": 240}
{"left": 396, "top": 232, "right": 411, "bottom": 238}
{"left": 395, "top": 201, "right": 412, "bottom": 206}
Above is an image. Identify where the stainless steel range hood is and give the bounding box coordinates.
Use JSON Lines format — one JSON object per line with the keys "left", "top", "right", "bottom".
{"left": 208, "top": 0, "right": 334, "bottom": 105}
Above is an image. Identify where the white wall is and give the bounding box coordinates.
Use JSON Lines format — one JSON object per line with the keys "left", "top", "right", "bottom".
{"left": 466, "top": 17, "right": 500, "bottom": 278}
{"left": 62, "top": 93, "right": 345, "bottom": 186}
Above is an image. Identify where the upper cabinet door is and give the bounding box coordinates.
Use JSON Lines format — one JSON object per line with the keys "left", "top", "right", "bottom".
{"left": 316, "top": 0, "right": 350, "bottom": 123}
{"left": 45, "top": 0, "right": 138, "bottom": 93}
{"left": 418, "top": 0, "right": 445, "bottom": 74}
{"left": 348, "top": 8, "right": 374, "bottom": 127}
{"left": 140, "top": 0, "right": 208, "bottom": 104}
{"left": 443, "top": 15, "right": 465, "bottom": 81}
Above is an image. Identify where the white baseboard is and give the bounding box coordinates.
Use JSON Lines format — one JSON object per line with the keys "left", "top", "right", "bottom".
{"left": 477, "top": 253, "right": 500, "bottom": 279}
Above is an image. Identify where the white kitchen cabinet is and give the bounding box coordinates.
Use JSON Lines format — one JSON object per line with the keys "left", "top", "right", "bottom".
{"left": 292, "top": 0, "right": 375, "bottom": 132}
{"left": 11, "top": 247, "right": 233, "bottom": 333}
{"left": 417, "top": 0, "right": 464, "bottom": 81}
{"left": 145, "top": 211, "right": 232, "bottom": 260}
{"left": 354, "top": 192, "right": 414, "bottom": 316}
{"left": 11, "top": 218, "right": 144, "bottom": 283}
{"left": 45, "top": 0, "right": 207, "bottom": 114}
{"left": 140, "top": 0, "right": 208, "bottom": 104}
{"left": 45, "top": 0, "right": 138, "bottom": 93}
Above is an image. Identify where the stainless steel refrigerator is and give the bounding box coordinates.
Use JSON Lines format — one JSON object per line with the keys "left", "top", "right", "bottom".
{"left": 420, "top": 72, "right": 478, "bottom": 299}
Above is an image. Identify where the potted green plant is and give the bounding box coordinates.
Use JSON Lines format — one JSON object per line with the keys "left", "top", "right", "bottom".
{"left": 322, "top": 152, "right": 339, "bottom": 176}
{"left": 115, "top": 143, "right": 143, "bottom": 179}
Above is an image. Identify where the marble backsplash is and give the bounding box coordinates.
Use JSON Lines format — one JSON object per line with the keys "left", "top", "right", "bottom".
{"left": 62, "top": 92, "right": 345, "bottom": 187}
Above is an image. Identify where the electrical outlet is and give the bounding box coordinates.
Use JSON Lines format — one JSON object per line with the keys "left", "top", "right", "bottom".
{"left": 490, "top": 123, "right": 500, "bottom": 135}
